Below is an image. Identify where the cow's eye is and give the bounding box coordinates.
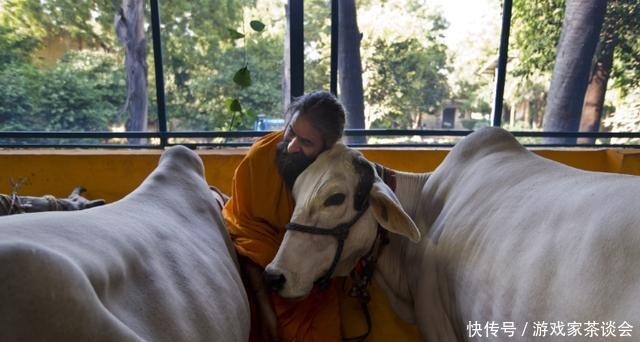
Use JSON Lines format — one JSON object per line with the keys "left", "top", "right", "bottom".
{"left": 323, "top": 193, "right": 345, "bottom": 207}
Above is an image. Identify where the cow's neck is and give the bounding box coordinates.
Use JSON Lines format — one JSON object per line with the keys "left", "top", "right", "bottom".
{"left": 372, "top": 170, "right": 430, "bottom": 323}
{"left": 392, "top": 170, "right": 430, "bottom": 220}
{"left": 374, "top": 170, "right": 458, "bottom": 340}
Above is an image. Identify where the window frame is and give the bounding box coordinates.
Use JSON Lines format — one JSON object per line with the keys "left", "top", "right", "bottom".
{"left": 0, "top": 0, "right": 638, "bottom": 149}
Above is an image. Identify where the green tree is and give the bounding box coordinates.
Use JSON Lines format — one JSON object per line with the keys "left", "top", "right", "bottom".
{"left": 511, "top": 0, "right": 565, "bottom": 79}
{"left": 0, "top": 64, "right": 40, "bottom": 131}
{"left": 512, "top": 0, "right": 639, "bottom": 143}
{"left": 359, "top": 0, "right": 451, "bottom": 129}
{"left": 158, "top": 0, "right": 285, "bottom": 131}
{"left": 302, "top": 0, "right": 332, "bottom": 92}
{"left": 167, "top": 35, "right": 283, "bottom": 130}
{"left": 1, "top": 0, "right": 117, "bottom": 50}
{"left": 0, "top": 24, "right": 40, "bottom": 66}
{"left": 365, "top": 38, "right": 450, "bottom": 129}
{"left": 0, "top": 50, "right": 124, "bottom": 134}
{"left": 579, "top": 0, "right": 640, "bottom": 143}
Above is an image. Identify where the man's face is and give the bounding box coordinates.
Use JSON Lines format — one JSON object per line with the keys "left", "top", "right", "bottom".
{"left": 283, "top": 113, "right": 324, "bottom": 158}
{"left": 276, "top": 113, "right": 325, "bottom": 189}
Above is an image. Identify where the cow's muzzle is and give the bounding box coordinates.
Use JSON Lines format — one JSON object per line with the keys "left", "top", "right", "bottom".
{"left": 264, "top": 270, "right": 286, "bottom": 292}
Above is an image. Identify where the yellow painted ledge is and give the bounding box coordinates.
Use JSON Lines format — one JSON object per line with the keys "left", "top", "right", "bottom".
{"left": 0, "top": 148, "right": 639, "bottom": 203}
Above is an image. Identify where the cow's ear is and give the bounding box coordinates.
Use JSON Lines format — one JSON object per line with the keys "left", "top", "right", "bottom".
{"left": 369, "top": 181, "right": 421, "bottom": 242}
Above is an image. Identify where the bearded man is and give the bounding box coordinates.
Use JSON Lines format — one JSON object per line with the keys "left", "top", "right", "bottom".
{"left": 223, "top": 91, "right": 419, "bottom": 341}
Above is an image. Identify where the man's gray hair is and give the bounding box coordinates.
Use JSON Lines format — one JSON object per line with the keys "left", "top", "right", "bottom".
{"left": 285, "top": 91, "right": 346, "bottom": 148}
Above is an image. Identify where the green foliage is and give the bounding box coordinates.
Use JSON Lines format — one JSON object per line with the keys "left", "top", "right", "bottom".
{"left": 250, "top": 20, "right": 265, "bottom": 32}
{"left": 226, "top": 98, "right": 243, "bottom": 112}
{"left": 303, "top": 0, "right": 332, "bottom": 91}
{"left": 154, "top": 0, "right": 245, "bottom": 128}
{"left": 511, "top": 0, "right": 639, "bottom": 93}
{"left": 0, "top": 50, "right": 124, "bottom": 132}
{"left": 0, "top": 25, "right": 41, "bottom": 67}
{"left": 163, "top": 32, "right": 282, "bottom": 131}
{"left": 607, "top": 0, "right": 640, "bottom": 95}
{"left": 366, "top": 38, "right": 450, "bottom": 129}
{"left": 511, "top": 0, "right": 565, "bottom": 79}
{"left": 37, "top": 51, "right": 123, "bottom": 131}
{"left": 1, "top": 0, "right": 117, "bottom": 49}
{"left": 221, "top": 10, "right": 270, "bottom": 129}
{"left": 2, "top": 0, "right": 525, "bottom": 135}
{"left": 508, "top": 0, "right": 639, "bottom": 135}
{"left": 233, "top": 66, "right": 252, "bottom": 87}
{"left": 227, "top": 29, "right": 245, "bottom": 39}
{"left": 0, "top": 63, "right": 40, "bottom": 130}
{"left": 452, "top": 80, "right": 492, "bottom": 116}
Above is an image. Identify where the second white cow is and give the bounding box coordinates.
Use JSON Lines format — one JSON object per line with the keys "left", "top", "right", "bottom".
{"left": 0, "top": 145, "right": 249, "bottom": 341}
{"left": 266, "top": 127, "right": 640, "bottom": 341}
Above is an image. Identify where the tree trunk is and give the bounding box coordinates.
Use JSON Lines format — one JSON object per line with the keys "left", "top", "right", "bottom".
{"left": 577, "top": 47, "right": 615, "bottom": 144}
{"left": 577, "top": 13, "right": 618, "bottom": 144}
{"left": 542, "top": 0, "right": 607, "bottom": 144}
{"left": 116, "top": 0, "right": 148, "bottom": 145}
{"left": 414, "top": 112, "right": 422, "bottom": 129}
{"left": 337, "top": 0, "right": 365, "bottom": 144}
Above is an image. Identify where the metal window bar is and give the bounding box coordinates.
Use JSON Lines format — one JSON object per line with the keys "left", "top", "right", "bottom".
{"left": 150, "top": 0, "right": 168, "bottom": 147}
{"left": 0, "top": 0, "right": 638, "bottom": 149}
{"left": 491, "top": 0, "right": 512, "bottom": 127}
{"left": 1, "top": 130, "right": 639, "bottom": 149}
{"left": 289, "top": 0, "right": 304, "bottom": 101}
{"left": 330, "top": 0, "right": 339, "bottom": 96}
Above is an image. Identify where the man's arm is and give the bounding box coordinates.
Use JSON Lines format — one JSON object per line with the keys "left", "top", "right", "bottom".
{"left": 239, "top": 256, "right": 278, "bottom": 342}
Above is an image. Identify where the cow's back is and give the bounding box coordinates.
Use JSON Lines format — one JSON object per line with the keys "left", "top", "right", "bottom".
{"left": 0, "top": 145, "right": 249, "bottom": 341}
{"left": 415, "top": 127, "right": 640, "bottom": 339}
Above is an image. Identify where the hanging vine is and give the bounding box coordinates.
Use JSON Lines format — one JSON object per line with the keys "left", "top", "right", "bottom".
{"left": 225, "top": 10, "right": 265, "bottom": 130}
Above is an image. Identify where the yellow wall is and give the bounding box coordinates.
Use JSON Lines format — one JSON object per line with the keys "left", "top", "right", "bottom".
{"left": 1, "top": 148, "right": 639, "bottom": 204}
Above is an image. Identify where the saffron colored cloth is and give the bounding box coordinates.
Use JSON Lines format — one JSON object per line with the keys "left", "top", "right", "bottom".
{"left": 223, "top": 130, "right": 292, "bottom": 269}
{"left": 223, "top": 130, "right": 342, "bottom": 341}
{"left": 223, "top": 130, "right": 420, "bottom": 341}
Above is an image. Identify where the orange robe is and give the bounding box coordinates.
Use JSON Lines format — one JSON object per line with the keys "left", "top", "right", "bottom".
{"left": 223, "top": 130, "right": 420, "bottom": 341}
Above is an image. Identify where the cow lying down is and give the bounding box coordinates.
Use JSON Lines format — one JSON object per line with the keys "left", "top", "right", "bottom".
{"left": 266, "top": 127, "right": 640, "bottom": 341}
{"left": 0, "top": 145, "right": 249, "bottom": 341}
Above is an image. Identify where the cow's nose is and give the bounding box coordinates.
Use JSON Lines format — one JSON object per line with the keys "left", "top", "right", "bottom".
{"left": 264, "top": 270, "right": 286, "bottom": 291}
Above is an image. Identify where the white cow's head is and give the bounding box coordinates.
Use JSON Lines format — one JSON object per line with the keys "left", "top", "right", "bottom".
{"left": 265, "top": 143, "right": 420, "bottom": 298}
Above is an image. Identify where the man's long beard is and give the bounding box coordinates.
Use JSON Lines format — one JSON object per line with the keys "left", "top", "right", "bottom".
{"left": 276, "top": 140, "right": 315, "bottom": 190}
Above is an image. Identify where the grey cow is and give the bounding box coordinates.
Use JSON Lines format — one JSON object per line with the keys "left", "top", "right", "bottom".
{"left": 0, "top": 146, "right": 250, "bottom": 341}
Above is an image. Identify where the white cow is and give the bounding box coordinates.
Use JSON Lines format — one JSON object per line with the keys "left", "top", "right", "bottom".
{"left": 0, "top": 145, "right": 250, "bottom": 341}
{"left": 266, "top": 127, "right": 640, "bottom": 341}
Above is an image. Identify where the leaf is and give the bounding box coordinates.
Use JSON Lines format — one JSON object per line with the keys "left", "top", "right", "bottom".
{"left": 227, "top": 28, "right": 245, "bottom": 40}
{"left": 250, "top": 20, "right": 265, "bottom": 32}
{"left": 233, "top": 66, "right": 252, "bottom": 87}
{"left": 225, "top": 98, "right": 242, "bottom": 113}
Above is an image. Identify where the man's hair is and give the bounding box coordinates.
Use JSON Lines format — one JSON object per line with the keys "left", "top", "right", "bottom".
{"left": 285, "top": 90, "right": 346, "bottom": 149}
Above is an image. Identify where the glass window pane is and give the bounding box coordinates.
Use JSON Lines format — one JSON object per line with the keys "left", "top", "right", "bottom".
{"left": 304, "top": 0, "right": 501, "bottom": 145}
{"left": 0, "top": 0, "right": 159, "bottom": 146}
{"left": 506, "top": 0, "right": 640, "bottom": 145}
{"left": 161, "top": 0, "right": 286, "bottom": 147}
{"left": 304, "top": 0, "right": 331, "bottom": 92}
